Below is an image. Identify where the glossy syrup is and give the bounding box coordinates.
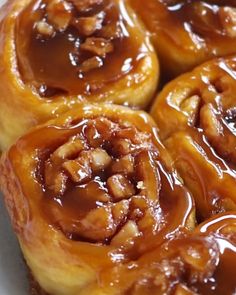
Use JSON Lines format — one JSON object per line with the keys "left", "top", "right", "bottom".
{"left": 16, "top": 0, "right": 146, "bottom": 98}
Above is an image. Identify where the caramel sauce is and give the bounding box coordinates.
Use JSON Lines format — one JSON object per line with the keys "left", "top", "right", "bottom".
{"left": 16, "top": 0, "right": 146, "bottom": 97}
{"left": 3, "top": 104, "right": 236, "bottom": 293}
{"left": 166, "top": 1, "right": 236, "bottom": 37}
{"left": 12, "top": 110, "right": 193, "bottom": 250}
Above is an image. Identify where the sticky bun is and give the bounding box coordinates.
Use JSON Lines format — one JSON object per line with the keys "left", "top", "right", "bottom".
{"left": 151, "top": 56, "right": 236, "bottom": 220}
{"left": 129, "top": 0, "right": 236, "bottom": 79}
{"left": 0, "top": 104, "right": 194, "bottom": 295}
{"left": 0, "top": 0, "right": 158, "bottom": 150}
{"left": 117, "top": 212, "right": 236, "bottom": 295}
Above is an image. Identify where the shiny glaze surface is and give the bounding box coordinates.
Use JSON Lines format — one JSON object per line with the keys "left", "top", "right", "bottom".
{"left": 130, "top": 0, "right": 236, "bottom": 77}
{"left": 151, "top": 56, "right": 236, "bottom": 220}
{"left": 5, "top": 105, "right": 193, "bottom": 255}
{"left": 16, "top": 0, "right": 148, "bottom": 97}
{"left": 0, "top": 105, "right": 197, "bottom": 295}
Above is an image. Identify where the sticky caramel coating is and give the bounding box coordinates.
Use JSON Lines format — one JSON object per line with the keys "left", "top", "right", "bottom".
{"left": 151, "top": 56, "right": 236, "bottom": 220}
{"left": 109, "top": 212, "right": 236, "bottom": 295}
{"left": 129, "top": 0, "right": 236, "bottom": 79}
{"left": 0, "top": 104, "right": 194, "bottom": 295}
{"left": 0, "top": 0, "right": 158, "bottom": 151}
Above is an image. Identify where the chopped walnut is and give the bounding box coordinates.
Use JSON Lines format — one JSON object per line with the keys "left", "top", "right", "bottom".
{"left": 95, "top": 118, "right": 116, "bottom": 140}
{"left": 51, "top": 138, "right": 84, "bottom": 163}
{"left": 63, "top": 159, "right": 92, "bottom": 183}
{"left": 219, "top": 7, "right": 236, "bottom": 38}
{"left": 47, "top": 0, "right": 72, "bottom": 31}
{"left": 78, "top": 56, "right": 103, "bottom": 73}
{"left": 73, "top": 12, "right": 105, "bottom": 36}
{"left": 80, "top": 206, "right": 116, "bottom": 241}
{"left": 107, "top": 174, "right": 135, "bottom": 201}
{"left": 138, "top": 208, "right": 156, "bottom": 232}
{"left": 111, "top": 138, "right": 132, "bottom": 156}
{"left": 45, "top": 161, "right": 68, "bottom": 195}
{"left": 112, "top": 200, "right": 130, "bottom": 224}
{"left": 80, "top": 37, "right": 114, "bottom": 57}
{"left": 111, "top": 154, "right": 134, "bottom": 175}
{"left": 90, "top": 148, "right": 112, "bottom": 172}
{"left": 35, "top": 21, "right": 55, "bottom": 37}
{"left": 85, "top": 121, "right": 103, "bottom": 148}
{"left": 111, "top": 221, "right": 140, "bottom": 246}
{"left": 63, "top": 151, "right": 92, "bottom": 183}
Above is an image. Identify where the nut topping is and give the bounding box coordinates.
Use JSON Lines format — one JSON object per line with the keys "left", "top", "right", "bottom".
{"left": 35, "top": 21, "right": 55, "bottom": 37}
{"left": 107, "top": 174, "right": 136, "bottom": 201}
{"left": 47, "top": 0, "right": 72, "bottom": 31}
{"left": 80, "top": 37, "right": 114, "bottom": 57}
{"left": 72, "top": 13, "right": 105, "bottom": 36}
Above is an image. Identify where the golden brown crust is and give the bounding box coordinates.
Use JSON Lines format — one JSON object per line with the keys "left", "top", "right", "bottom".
{"left": 151, "top": 55, "right": 236, "bottom": 220}
{"left": 0, "top": 0, "right": 159, "bottom": 151}
{"left": 130, "top": 0, "right": 236, "bottom": 79}
{"left": 0, "top": 103, "right": 195, "bottom": 295}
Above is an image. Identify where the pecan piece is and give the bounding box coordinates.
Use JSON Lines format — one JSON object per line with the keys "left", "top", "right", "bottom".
{"left": 78, "top": 56, "right": 103, "bottom": 73}
{"left": 111, "top": 221, "right": 140, "bottom": 246}
{"left": 80, "top": 37, "right": 114, "bottom": 57}
{"left": 47, "top": 0, "right": 72, "bottom": 31}
{"left": 35, "top": 21, "right": 55, "bottom": 37}
{"left": 107, "top": 174, "right": 135, "bottom": 201}
{"left": 73, "top": 12, "right": 105, "bottom": 36}
{"left": 90, "top": 148, "right": 112, "bottom": 172}
{"left": 110, "top": 154, "right": 134, "bottom": 175}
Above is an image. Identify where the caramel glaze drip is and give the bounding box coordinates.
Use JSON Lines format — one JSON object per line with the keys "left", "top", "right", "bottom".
{"left": 16, "top": 0, "right": 145, "bottom": 98}
{"left": 151, "top": 57, "right": 236, "bottom": 220}
{"left": 28, "top": 116, "right": 194, "bottom": 255}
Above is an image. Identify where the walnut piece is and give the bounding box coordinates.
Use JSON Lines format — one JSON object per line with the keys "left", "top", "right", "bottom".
{"left": 35, "top": 21, "right": 55, "bottom": 37}
{"left": 80, "top": 37, "right": 114, "bottom": 57}
{"left": 111, "top": 154, "right": 134, "bottom": 175}
{"left": 78, "top": 56, "right": 103, "bottom": 73}
{"left": 51, "top": 138, "right": 84, "bottom": 163}
{"left": 107, "top": 174, "right": 135, "bottom": 201}
{"left": 47, "top": 0, "right": 72, "bottom": 31}
{"left": 90, "top": 148, "right": 112, "bottom": 172}
{"left": 111, "top": 221, "right": 140, "bottom": 246}
{"left": 73, "top": 12, "right": 105, "bottom": 36}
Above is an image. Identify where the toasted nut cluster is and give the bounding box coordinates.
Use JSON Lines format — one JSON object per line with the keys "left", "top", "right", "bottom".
{"left": 44, "top": 117, "right": 160, "bottom": 244}
{"left": 35, "top": 0, "right": 122, "bottom": 73}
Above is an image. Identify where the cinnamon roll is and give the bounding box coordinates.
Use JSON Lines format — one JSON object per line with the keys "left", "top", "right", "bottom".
{"left": 0, "top": 104, "right": 194, "bottom": 295}
{"left": 0, "top": 0, "right": 158, "bottom": 150}
{"left": 129, "top": 0, "right": 236, "bottom": 79}
{"left": 151, "top": 56, "right": 236, "bottom": 220}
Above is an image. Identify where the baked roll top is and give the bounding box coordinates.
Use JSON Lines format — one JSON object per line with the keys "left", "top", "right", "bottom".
{"left": 0, "top": 103, "right": 194, "bottom": 295}
{"left": 130, "top": 0, "right": 236, "bottom": 79}
{"left": 151, "top": 56, "right": 236, "bottom": 219}
{"left": 0, "top": 0, "right": 158, "bottom": 150}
